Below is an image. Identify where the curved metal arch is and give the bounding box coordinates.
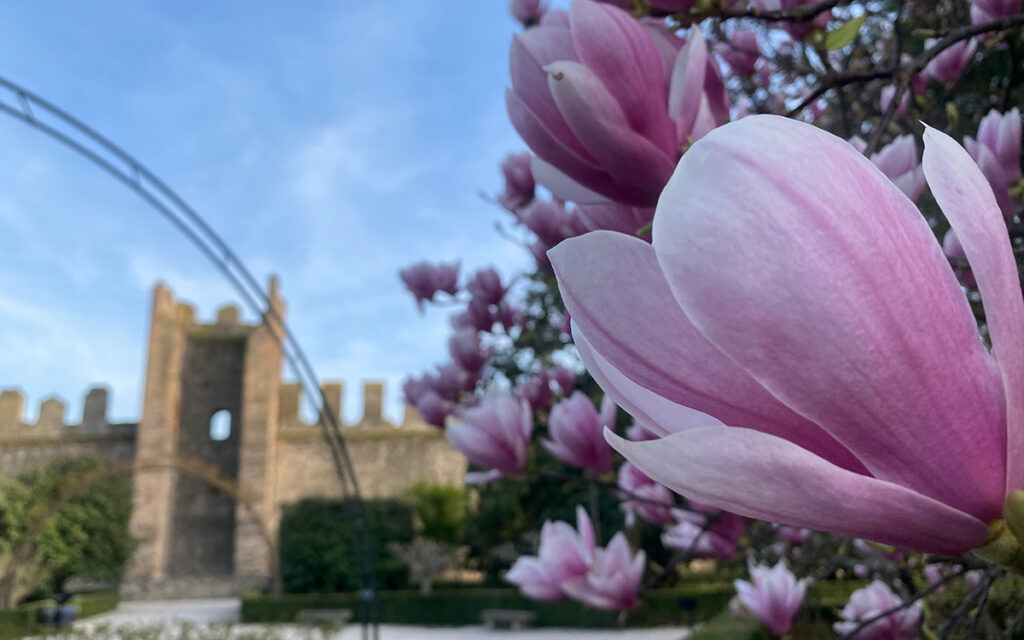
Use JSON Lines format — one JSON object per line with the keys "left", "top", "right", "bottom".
{"left": 0, "top": 75, "right": 379, "bottom": 639}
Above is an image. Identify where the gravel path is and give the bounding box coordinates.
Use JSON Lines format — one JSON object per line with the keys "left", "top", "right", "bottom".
{"left": 76, "top": 600, "right": 690, "bottom": 640}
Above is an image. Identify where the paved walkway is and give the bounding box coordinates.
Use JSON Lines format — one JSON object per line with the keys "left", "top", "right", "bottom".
{"left": 77, "top": 599, "right": 690, "bottom": 640}
{"left": 80, "top": 598, "right": 241, "bottom": 626}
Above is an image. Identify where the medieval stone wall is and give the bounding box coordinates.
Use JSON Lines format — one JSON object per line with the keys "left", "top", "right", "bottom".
{"left": 0, "top": 387, "right": 136, "bottom": 477}
{"left": 0, "top": 280, "right": 468, "bottom": 597}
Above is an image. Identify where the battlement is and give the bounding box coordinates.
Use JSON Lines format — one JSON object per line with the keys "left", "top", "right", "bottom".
{"left": 277, "top": 380, "right": 430, "bottom": 431}
{"left": 0, "top": 386, "right": 136, "bottom": 441}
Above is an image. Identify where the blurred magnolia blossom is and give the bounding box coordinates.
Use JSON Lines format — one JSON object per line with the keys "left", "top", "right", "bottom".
{"left": 543, "top": 392, "right": 617, "bottom": 473}
{"left": 551, "top": 115, "right": 1024, "bottom": 557}
{"left": 879, "top": 84, "right": 907, "bottom": 118}
{"left": 662, "top": 506, "right": 745, "bottom": 559}
{"left": 733, "top": 561, "right": 807, "bottom": 637}
{"left": 833, "top": 580, "right": 921, "bottom": 640}
{"left": 924, "top": 38, "right": 977, "bottom": 85}
{"left": 446, "top": 392, "right": 533, "bottom": 479}
{"left": 966, "top": 108, "right": 1023, "bottom": 216}
{"left": 506, "top": 506, "right": 596, "bottom": 600}
{"left": 498, "top": 152, "right": 537, "bottom": 211}
{"left": 715, "top": 28, "right": 759, "bottom": 77}
{"left": 507, "top": 1, "right": 728, "bottom": 209}
{"left": 562, "top": 531, "right": 645, "bottom": 611}
{"left": 399, "top": 261, "right": 460, "bottom": 310}
{"left": 970, "top": 0, "right": 1023, "bottom": 23}
{"left": 777, "top": 525, "right": 810, "bottom": 546}
{"left": 516, "top": 369, "right": 555, "bottom": 410}
{"left": 448, "top": 328, "right": 492, "bottom": 374}
{"left": 850, "top": 134, "right": 926, "bottom": 202}
{"left": 510, "top": 0, "right": 548, "bottom": 27}
{"left": 507, "top": 505, "right": 643, "bottom": 611}
{"left": 466, "top": 267, "right": 507, "bottom": 306}
{"left": 617, "top": 461, "right": 674, "bottom": 526}
{"left": 625, "top": 422, "right": 659, "bottom": 442}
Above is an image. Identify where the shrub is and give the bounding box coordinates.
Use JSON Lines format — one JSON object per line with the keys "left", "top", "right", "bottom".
{"left": 0, "top": 457, "right": 133, "bottom": 606}
{"left": 404, "top": 482, "right": 468, "bottom": 544}
{"left": 278, "top": 498, "right": 414, "bottom": 593}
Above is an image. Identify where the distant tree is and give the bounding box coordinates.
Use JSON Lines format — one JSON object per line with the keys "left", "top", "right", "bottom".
{"left": 0, "top": 457, "right": 134, "bottom": 607}
{"left": 405, "top": 481, "right": 469, "bottom": 544}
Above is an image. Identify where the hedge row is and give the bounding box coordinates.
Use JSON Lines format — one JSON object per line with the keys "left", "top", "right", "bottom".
{"left": 242, "top": 584, "right": 733, "bottom": 628}
{"left": 0, "top": 592, "right": 119, "bottom": 639}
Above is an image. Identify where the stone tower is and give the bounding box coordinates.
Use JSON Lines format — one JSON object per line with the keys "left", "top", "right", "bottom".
{"left": 124, "top": 279, "right": 285, "bottom": 598}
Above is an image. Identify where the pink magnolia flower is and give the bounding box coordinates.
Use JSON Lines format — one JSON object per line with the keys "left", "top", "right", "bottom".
{"left": 778, "top": 526, "right": 810, "bottom": 546}
{"left": 521, "top": 199, "right": 575, "bottom": 247}
{"left": 449, "top": 328, "right": 491, "bottom": 374}
{"left": 669, "top": 28, "right": 731, "bottom": 147}
{"left": 879, "top": 84, "right": 907, "bottom": 117}
{"left": 626, "top": 422, "right": 659, "bottom": 442}
{"left": 851, "top": 134, "right": 926, "bottom": 202}
{"left": 925, "top": 38, "right": 977, "bottom": 85}
{"left": 549, "top": 114, "right": 1024, "bottom": 555}
{"left": 563, "top": 531, "right": 645, "bottom": 611}
{"left": 734, "top": 561, "right": 807, "bottom": 636}
{"left": 966, "top": 108, "right": 1022, "bottom": 216}
{"left": 466, "top": 267, "right": 507, "bottom": 305}
{"left": 451, "top": 298, "right": 494, "bottom": 333}
{"left": 414, "top": 390, "right": 453, "bottom": 428}
{"left": 716, "top": 28, "right": 759, "bottom": 77}
{"left": 544, "top": 392, "right": 617, "bottom": 473}
{"left": 508, "top": 0, "right": 678, "bottom": 207}
{"left": 572, "top": 202, "right": 655, "bottom": 236}
{"left": 517, "top": 370, "right": 554, "bottom": 410}
{"left": 447, "top": 392, "right": 533, "bottom": 477}
{"left": 550, "top": 365, "right": 578, "bottom": 394}
{"left": 833, "top": 580, "right": 920, "bottom": 640}
{"left": 498, "top": 152, "right": 536, "bottom": 210}
{"left": 507, "top": 506, "right": 596, "bottom": 600}
{"left": 662, "top": 506, "right": 745, "bottom": 559}
{"left": 399, "top": 261, "right": 460, "bottom": 309}
{"left": 970, "top": 0, "right": 1023, "bottom": 23}
{"left": 618, "top": 461, "right": 674, "bottom": 526}
{"left": 510, "top": 0, "right": 548, "bottom": 26}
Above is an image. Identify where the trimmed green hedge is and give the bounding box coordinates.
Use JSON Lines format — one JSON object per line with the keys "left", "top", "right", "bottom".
{"left": 0, "top": 591, "right": 119, "bottom": 639}
{"left": 279, "top": 498, "right": 415, "bottom": 593}
{"left": 243, "top": 584, "right": 733, "bottom": 628}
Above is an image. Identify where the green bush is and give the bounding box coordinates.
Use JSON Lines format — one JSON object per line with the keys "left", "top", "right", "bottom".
{"left": 279, "top": 498, "right": 415, "bottom": 593}
{"left": 0, "top": 457, "right": 134, "bottom": 605}
{"left": 242, "top": 584, "right": 734, "bottom": 627}
{"left": 405, "top": 482, "right": 468, "bottom": 544}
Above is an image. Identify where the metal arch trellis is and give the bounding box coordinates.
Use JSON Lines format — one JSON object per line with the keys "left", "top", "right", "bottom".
{"left": 0, "top": 75, "right": 380, "bottom": 640}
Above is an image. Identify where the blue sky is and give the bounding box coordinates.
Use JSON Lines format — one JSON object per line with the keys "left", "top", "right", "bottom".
{"left": 0, "top": 2, "right": 562, "bottom": 424}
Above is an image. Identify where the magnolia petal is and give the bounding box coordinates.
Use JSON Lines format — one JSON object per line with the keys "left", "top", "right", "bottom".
{"left": 510, "top": 28, "right": 589, "bottom": 160}
{"left": 550, "top": 230, "right": 864, "bottom": 471}
{"left": 654, "top": 115, "right": 1006, "bottom": 520}
{"left": 574, "top": 324, "right": 722, "bottom": 437}
{"left": 507, "top": 91, "right": 636, "bottom": 205}
{"left": 607, "top": 427, "right": 989, "bottom": 555}
{"left": 530, "top": 156, "right": 610, "bottom": 205}
{"left": 668, "top": 28, "right": 707, "bottom": 147}
{"left": 569, "top": 0, "right": 676, "bottom": 157}
{"left": 547, "top": 61, "right": 675, "bottom": 206}
{"left": 923, "top": 124, "right": 1024, "bottom": 498}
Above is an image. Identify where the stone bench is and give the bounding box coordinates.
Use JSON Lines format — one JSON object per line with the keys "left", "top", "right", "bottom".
{"left": 481, "top": 609, "right": 536, "bottom": 630}
{"left": 296, "top": 609, "right": 353, "bottom": 625}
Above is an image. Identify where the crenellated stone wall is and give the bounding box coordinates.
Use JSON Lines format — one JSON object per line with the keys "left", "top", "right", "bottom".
{"left": 0, "top": 280, "right": 466, "bottom": 599}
